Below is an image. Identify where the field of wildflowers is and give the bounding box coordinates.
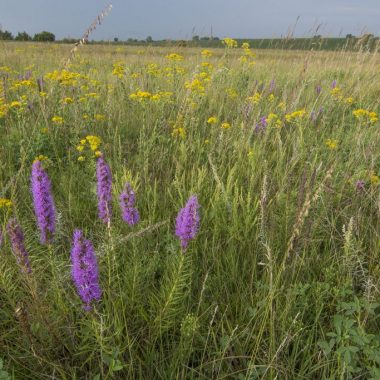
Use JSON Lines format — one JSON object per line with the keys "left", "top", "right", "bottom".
{"left": 0, "top": 40, "right": 380, "bottom": 379}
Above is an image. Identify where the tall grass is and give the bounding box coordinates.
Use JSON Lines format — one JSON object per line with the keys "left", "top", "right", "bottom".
{"left": 0, "top": 41, "right": 379, "bottom": 379}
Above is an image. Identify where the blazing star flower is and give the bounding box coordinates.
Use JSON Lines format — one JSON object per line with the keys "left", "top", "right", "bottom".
{"left": 70, "top": 229, "right": 102, "bottom": 311}
{"left": 31, "top": 160, "right": 56, "bottom": 244}
{"left": 6, "top": 218, "right": 31, "bottom": 274}
{"left": 175, "top": 195, "right": 200, "bottom": 250}
{"left": 316, "top": 85, "right": 322, "bottom": 95}
{"left": 96, "top": 156, "right": 112, "bottom": 224}
{"left": 119, "top": 183, "right": 139, "bottom": 225}
{"left": 255, "top": 116, "right": 268, "bottom": 133}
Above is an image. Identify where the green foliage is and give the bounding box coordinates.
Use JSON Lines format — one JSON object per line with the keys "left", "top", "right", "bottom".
{"left": 33, "top": 31, "right": 55, "bottom": 42}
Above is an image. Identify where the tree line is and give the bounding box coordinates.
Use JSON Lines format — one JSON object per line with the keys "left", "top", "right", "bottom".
{"left": 0, "top": 30, "right": 55, "bottom": 41}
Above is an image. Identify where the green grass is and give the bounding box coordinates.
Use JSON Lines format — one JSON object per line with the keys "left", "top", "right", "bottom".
{"left": 0, "top": 41, "right": 380, "bottom": 379}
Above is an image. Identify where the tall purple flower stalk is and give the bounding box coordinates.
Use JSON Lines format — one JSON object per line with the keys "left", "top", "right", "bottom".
{"left": 70, "top": 229, "right": 102, "bottom": 311}
{"left": 6, "top": 218, "right": 31, "bottom": 274}
{"left": 119, "top": 182, "right": 139, "bottom": 225}
{"left": 96, "top": 156, "right": 112, "bottom": 224}
{"left": 175, "top": 195, "right": 200, "bottom": 250}
{"left": 31, "top": 160, "right": 56, "bottom": 244}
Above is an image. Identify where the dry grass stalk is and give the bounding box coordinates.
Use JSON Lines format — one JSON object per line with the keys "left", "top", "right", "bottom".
{"left": 63, "top": 4, "right": 113, "bottom": 69}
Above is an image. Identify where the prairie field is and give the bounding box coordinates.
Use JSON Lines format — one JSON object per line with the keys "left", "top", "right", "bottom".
{"left": 0, "top": 41, "right": 380, "bottom": 379}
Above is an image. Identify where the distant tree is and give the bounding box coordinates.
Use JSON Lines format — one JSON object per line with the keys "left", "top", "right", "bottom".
{"left": 345, "top": 34, "right": 355, "bottom": 39}
{"left": 313, "top": 34, "right": 322, "bottom": 39}
{"left": 0, "top": 30, "right": 14, "bottom": 40}
{"left": 192, "top": 35, "right": 200, "bottom": 41}
{"left": 33, "top": 31, "right": 55, "bottom": 42}
{"left": 114, "top": 37, "right": 119, "bottom": 42}
{"left": 200, "top": 36, "right": 210, "bottom": 41}
{"left": 15, "top": 31, "right": 32, "bottom": 41}
{"left": 146, "top": 36, "right": 153, "bottom": 43}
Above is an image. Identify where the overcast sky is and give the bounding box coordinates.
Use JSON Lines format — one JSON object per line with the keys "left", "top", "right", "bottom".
{"left": 0, "top": 0, "right": 379, "bottom": 40}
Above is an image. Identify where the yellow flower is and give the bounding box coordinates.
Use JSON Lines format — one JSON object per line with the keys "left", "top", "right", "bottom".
{"left": 343, "top": 97, "right": 354, "bottom": 105}
{"left": 325, "top": 139, "right": 338, "bottom": 150}
{"left": 204, "top": 139, "right": 210, "bottom": 145}
{"left": 33, "top": 155, "right": 48, "bottom": 163}
{"left": 94, "top": 151, "right": 102, "bottom": 158}
{"left": 353, "top": 109, "right": 378, "bottom": 124}
{"left": 247, "top": 149, "right": 254, "bottom": 157}
{"left": 221, "top": 122, "right": 231, "bottom": 129}
{"left": 201, "top": 49, "right": 213, "bottom": 57}
{"left": 51, "top": 116, "right": 64, "bottom": 125}
{"left": 172, "top": 127, "right": 186, "bottom": 139}
{"left": 166, "top": 53, "right": 184, "bottom": 61}
{"left": 222, "top": 38, "right": 238, "bottom": 48}
{"left": 9, "top": 101, "right": 22, "bottom": 108}
{"left": 62, "top": 97, "right": 74, "bottom": 104}
{"left": 86, "top": 135, "right": 102, "bottom": 151}
{"left": 78, "top": 156, "right": 85, "bottom": 162}
{"left": 285, "top": 109, "right": 306, "bottom": 123}
{"left": 0, "top": 198, "right": 12, "bottom": 208}
{"left": 94, "top": 114, "right": 105, "bottom": 121}
{"left": 39, "top": 92, "right": 47, "bottom": 97}
{"left": 370, "top": 173, "right": 379, "bottom": 186}
{"left": 76, "top": 145, "right": 84, "bottom": 152}
{"left": 247, "top": 93, "right": 261, "bottom": 105}
{"left": 207, "top": 116, "right": 218, "bottom": 124}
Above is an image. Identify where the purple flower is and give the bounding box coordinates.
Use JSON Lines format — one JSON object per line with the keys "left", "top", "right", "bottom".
{"left": 0, "top": 230, "right": 3, "bottom": 250}
{"left": 356, "top": 180, "right": 365, "bottom": 192}
{"left": 255, "top": 116, "right": 267, "bottom": 134}
{"left": 331, "top": 80, "right": 337, "bottom": 89}
{"left": 316, "top": 85, "right": 322, "bottom": 95}
{"left": 70, "top": 229, "right": 102, "bottom": 311}
{"left": 119, "top": 183, "right": 139, "bottom": 225}
{"left": 31, "top": 160, "right": 56, "bottom": 244}
{"left": 6, "top": 219, "right": 31, "bottom": 274}
{"left": 175, "top": 195, "right": 200, "bottom": 250}
{"left": 96, "top": 156, "right": 112, "bottom": 224}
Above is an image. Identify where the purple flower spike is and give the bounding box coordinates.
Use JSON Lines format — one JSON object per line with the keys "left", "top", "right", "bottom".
{"left": 119, "top": 183, "right": 140, "bottom": 225}
{"left": 175, "top": 195, "right": 200, "bottom": 251}
{"left": 31, "top": 160, "right": 56, "bottom": 244}
{"left": 6, "top": 219, "right": 31, "bottom": 274}
{"left": 331, "top": 80, "right": 337, "bottom": 89}
{"left": 96, "top": 156, "right": 112, "bottom": 224}
{"left": 70, "top": 229, "right": 102, "bottom": 311}
{"left": 316, "top": 85, "right": 322, "bottom": 95}
{"left": 255, "top": 116, "right": 268, "bottom": 134}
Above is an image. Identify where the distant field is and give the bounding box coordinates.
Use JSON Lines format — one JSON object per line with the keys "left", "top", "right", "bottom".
{"left": 0, "top": 41, "right": 379, "bottom": 379}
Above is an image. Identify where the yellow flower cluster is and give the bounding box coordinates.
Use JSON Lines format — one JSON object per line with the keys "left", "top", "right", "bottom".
{"left": 112, "top": 62, "right": 126, "bottom": 78}
{"left": 45, "top": 70, "right": 83, "bottom": 87}
{"left": 266, "top": 113, "right": 283, "bottom": 128}
{"left": 52, "top": 116, "right": 64, "bottom": 125}
{"left": 325, "top": 139, "right": 338, "bottom": 150}
{"left": 353, "top": 109, "right": 378, "bottom": 124}
{"left": 239, "top": 42, "right": 256, "bottom": 65}
{"left": 201, "top": 49, "right": 213, "bottom": 58}
{"left": 247, "top": 93, "right": 261, "bottom": 105}
{"left": 285, "top": 109, "right": 306, "bottom": 123}
{"left": 33, "top": 155, "right": 48, "bottom": 163}
{"left": 0, "top": 198, "right": 12, "bottom": 209}
{"left": 166, "top": 53, "right": 184, "bottom": 61}
{"left": 207, "top": 116, "right": 218, "bottom": 124}
{"left": 370, "top": 172, "right": 380, "bottom": 186}
{"left": 77, "top": 135, "right": 102, "bottom": 161}
{"left": 222, "top": 38, "right": 238, "bottom": 48}
{"left": 129, "top": 90, "right": 173, "bottom": 102}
